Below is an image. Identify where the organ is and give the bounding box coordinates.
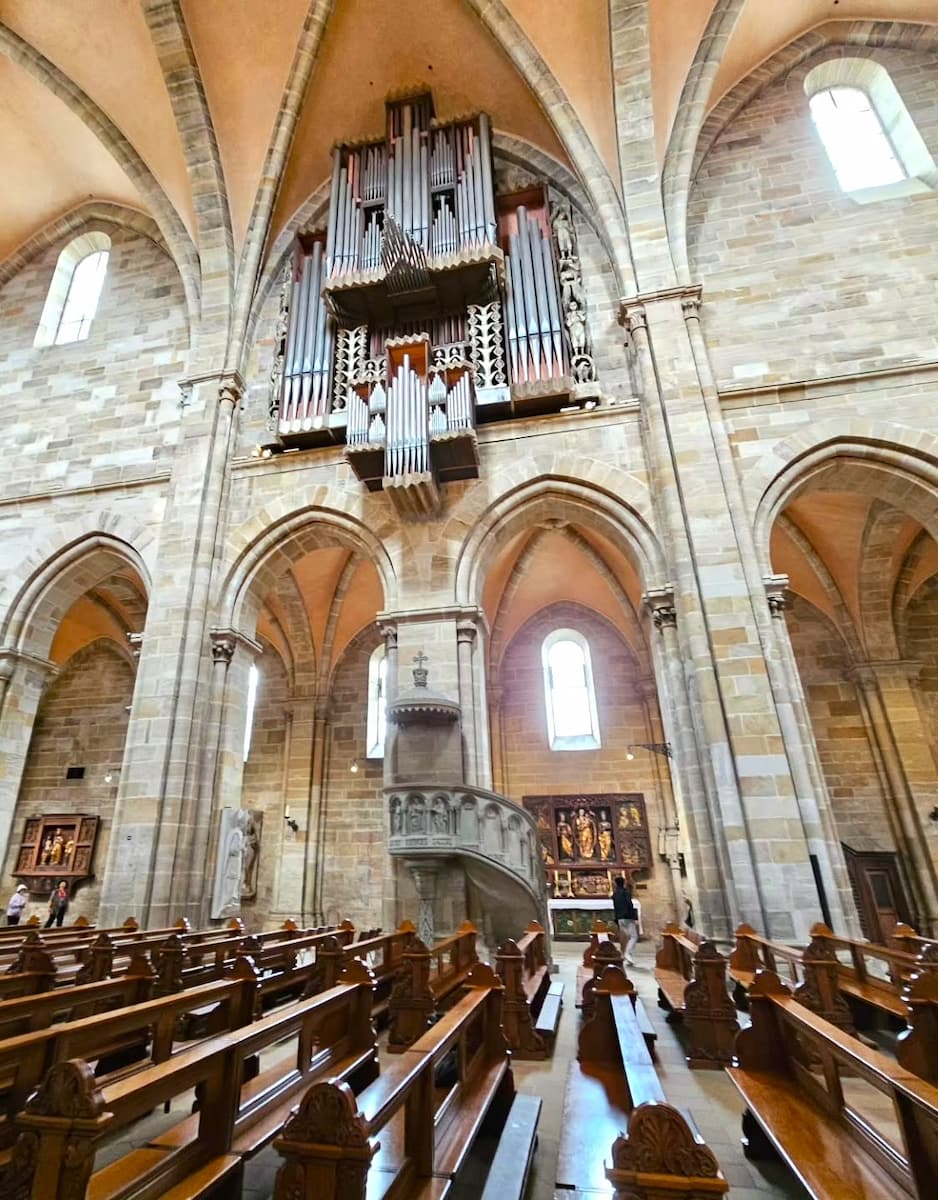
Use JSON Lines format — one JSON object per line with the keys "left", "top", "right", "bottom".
{"left": 268, "top": 89, "right": 598, "bottom": 514}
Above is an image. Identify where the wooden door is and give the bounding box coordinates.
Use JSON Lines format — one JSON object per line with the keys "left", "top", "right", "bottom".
{"left": 842, "top": 845, "right": 913, "bottom": 944}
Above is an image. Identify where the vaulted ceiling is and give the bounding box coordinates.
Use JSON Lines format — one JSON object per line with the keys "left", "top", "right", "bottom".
{"left": 1, "top": 1, "right": 931, "bottom": 284}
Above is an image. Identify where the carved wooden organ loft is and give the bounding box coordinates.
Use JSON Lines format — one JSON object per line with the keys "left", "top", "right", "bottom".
{"left": 267, "top": 90, "right": 598, "bottom": 515}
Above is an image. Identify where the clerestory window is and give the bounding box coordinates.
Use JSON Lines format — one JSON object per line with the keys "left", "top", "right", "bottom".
{"left": 243, "top": 664, "right": 259, "bottom": 762}
{"left": 805, "top": 61, "right": 936, "bottom": 203}
{"left": 366, "top": 645, "right": 388, "bottom": 758}
{"left": 542, "top": 629, "right": 601, "bottom": 751}
{"left": 34, "top": 233, "right": 111, "bottom": 347}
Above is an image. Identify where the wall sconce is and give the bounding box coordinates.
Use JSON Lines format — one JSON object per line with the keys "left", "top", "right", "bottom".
{"left": 284, "top": 805, "right": 299, "bottom": 833}
{"left": 626, "top": 742, "right": 673, "bottom": 761}
{"left": 350, "top": 759, "right": 359, "bottom": 774}
{"left": 929, "top": 806, "right": 938, "bottom": 823}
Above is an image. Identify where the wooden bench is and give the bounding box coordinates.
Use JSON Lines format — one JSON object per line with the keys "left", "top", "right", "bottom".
{"left": 558, "top": 963, "right": 728, "bottom": 1198}
{"left": 493, "top": 922, "right": 556, "bottom": 1060}
{"left": 806, "top": 924, "right": 934, "bottom": 1027}
{"left": 272, "top": 962, "right": 519, "bottom": 1199}
{"left": 534, "top": 978, "right": 564, "bottom": 1047}
{"left": 0, "top": 967, "right": 256, "bottom": 1149}
{"left": 729, "top": 969, "right": 938, "bottom": 1198}
{"left": 576, "top": 935, "right": 656, "bottom": 1057}
{"left": 0, "top": 961, "right": 379, "bottom": 1200}
{"left": 654, "top": 925, "right": 737, "bottom": 1067}
{"left": 478, "top": 1092, "right": 541, "bottom": 1200}
{"left": 387, "top": 922, "right": 479, "bottom": 1050}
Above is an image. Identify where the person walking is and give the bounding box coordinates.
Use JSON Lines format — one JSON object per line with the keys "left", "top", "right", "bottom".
{"left": 45, "top": 881, "right": 69, "bottom": 928}
{"left": 612, "top": 874, "right": 639, "bottom": 966}
{"left": 6, "top": 884, "right": 28, "bottom": 925}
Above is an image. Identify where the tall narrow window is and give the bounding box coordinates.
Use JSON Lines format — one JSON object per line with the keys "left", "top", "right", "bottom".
{"left": 366, "top": 645, "right": 387, "bottom": 758}
{"left": 542, "top": 629, "right": 600, "bottom": 751}
{"left": 809, "top": 87, "right": 905, "bottom": 192}
{"left": 34, "top": 232, "right": 111, "bottom": 348}
{"left": 804, "top": 61, "right": 936, "bottom": 203}
{"left": 243, "top": 664, "right": 259, "bottom": 762}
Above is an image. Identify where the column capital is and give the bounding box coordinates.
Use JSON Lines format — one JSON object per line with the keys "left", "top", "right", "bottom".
{"left": 848, "top": 659, "right": 924, "bottom": 687}
{"left": 209, "top": 627, "right": 262, "bottom": 666}
{"left": 378, "top": 621, "right": 398, "bottom": 650}
{"left": 618, "top": 284, "right": 703, "bottom": 328}
{"left": 126, "top": 632, "right": 144, "bottom": 658}
{"left": 178, "top": 369, "right": 245, "bottom": 411}
{"left": 456, "top": 619, "right": 479, "bottom": 646}
{"left": 0, "top": 647, "right": 59, "bottom": 683}
{"left": 764, "top": 574, "right": 791, "bottom": 618}
{"left": 642, "top": 586, "right": 677, "bottom": 630}
{"left": 405, "top": 860, "right": 440, "bottom": 899}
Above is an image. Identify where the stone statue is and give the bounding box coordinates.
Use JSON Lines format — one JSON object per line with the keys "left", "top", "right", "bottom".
{"left": 241, "top": 812, "right": 260, "bottom": 900}
{"left": 390, "top": 795, "right": 403, "bottom": 836}
{"left": 430, "top": 798, "right": 448, "bottom": 835}
{"left": 565, "top": 301, "right": 588, "bottom": 356}
{"left": 559, "top": 258, "right": 585, "bottom": 310}
{"left": 552, "top": 204, "right": 574, "bottom": 258}
{"left": 211, "top": 809, "right": 249, "bottom": 919}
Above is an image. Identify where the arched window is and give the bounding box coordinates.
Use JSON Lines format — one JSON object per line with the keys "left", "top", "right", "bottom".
{"left": 243, "top": 664, "right": 259, "bottom": 762}
{"left": 805, "top": 61, "right": 936, "bottom": 202}
{"left": 366, "top": 645, "right": 388, "bottom": 758}
{"left": 542, "top": 629, "right": 601, "bottom": 751}
{"left": 34, "top": 232, "right": 111, "bottom": 348}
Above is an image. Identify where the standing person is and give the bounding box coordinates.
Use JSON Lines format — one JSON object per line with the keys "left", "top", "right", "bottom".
{"left": 612, "top": 874, "right": 638, "bottom": 966}
{"left": 45, "top": 881, "right": 69, "bottom": 928}
{"left": 6, "top": 884, "right": 28, "bottom": 925}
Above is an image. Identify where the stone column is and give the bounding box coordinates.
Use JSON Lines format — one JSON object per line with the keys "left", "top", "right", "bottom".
{"left": 849, "top": 663, "right": 938, "bottom": 931}
{"left": 636, "top": 673, "right": 683, "bottom": 922}
{"left": 762, "top": 579, "right": 852, "bottom": 934}
{"left": 456, "top": 619, "right": 479, "bottom": 786}
{"left": 407, "top": 860, "right": 439, "bottom": 946}
{"left": 98, "top": 373, "right": 243, "bottom": 926}
{"left": 0, "top": 650, "right": 59, "bottom": 876}
{"left": 306, "top": 701, "right": 330, "bottom": 924}
{"left": 643, "top": 591, "right": 735, "bottom": 934}
{"left": 625, "top": 294, "right": 824, "bottom": 941}
{"left": 487, "top": 685, "right": 507, "bottom": 797}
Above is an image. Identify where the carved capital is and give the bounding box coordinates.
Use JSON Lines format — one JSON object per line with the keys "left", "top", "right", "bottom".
{"left": 218, "top": 378, "right": 243, "bottom": 410}
{"left": 456, "top": 620, "right": 478, "bottom": 647}
{"left": 642, "top": 587, "right": 677, "bottom": 632}
{"left": 126, "top": 632, "right": 144, "bottom": 659}
{"left": 406, "top": 861, "right": 439, "bottom": 901}
{"left": 681, "top": 294, "right": 702, "bottom": 321}
{"left": 379, "top": 622, "right": 399, "bottom": 651}
{"left": 209, "top": 627, "right": 262, "bottom": 666}
{"left": 652, "top": 605, "right": 677, "bottom": 630}
{"left": 764, "top": 573, "right": 790, "bottom": 619}
{"left": 210, "top": 636, "right": 236, "bottom": 666}
{"left": 620, "top": 302, "right": 647, "bottom": 337}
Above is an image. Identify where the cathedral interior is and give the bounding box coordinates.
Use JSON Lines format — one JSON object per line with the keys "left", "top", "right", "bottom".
{"left": 0, "top": 3, "right": 937, "bottom": 1197}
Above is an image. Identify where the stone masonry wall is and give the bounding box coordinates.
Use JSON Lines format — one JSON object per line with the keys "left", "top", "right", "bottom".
{"left": 319, "top": 627, "right": 395, "bottom": 930}
{"left": 0, "top": 639, "right": 133, "bottom": 921}
{"left": 496, "top": 602, "right": 675, "bottom": 933}
{"left": 688, "top": 46, "right": 938, "bottom": 389}
{"left": 0, "top": 228, "right": 189, "bottom": 499}
{"left": 900, "top": 576, "right": 938, "bottom": 760}
{"left": 786, "top": 598, "right": 895, "bottom": 852}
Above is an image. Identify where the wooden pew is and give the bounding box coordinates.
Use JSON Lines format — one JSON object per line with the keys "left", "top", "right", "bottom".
{"left": 493, "top": 922, "right": 557, "bottom": 1060}
{"left": 0, "top": 966, "right": 256, "bottom": 1150}
{"left": 0, "top": 951, "right": 154, "bottom": 1040}
{"left": 0, "top": 962, "right": 378, "bottom": 1200}
{"left": 804, "top": 924, "right": 932, "bottom": 1027}
{"left": 558, "top": 963, "right": 728, "bottom": 1198}
{"left": 728, "top": 922, "right": 804, "bottom": 1009}
{"left": 729, "top": 970, "right": 938, "bottom": 1198}
{"left": 387, "top": 922, "right": 479, "bottom": 1051}
{"left": 896, "top": 958, "right": 938, "bottom": 1086}
{"left": 0, "top": 943, "right": 56, "bottom": 1000}
{"left": 654, "top": 925, "right": 738, "bottom": 1067}
{"left": 890, "top": 922, "right": 938, "bottom": 959}
{"left": 272, "top": 962, "right": 522, "bottom": 1199}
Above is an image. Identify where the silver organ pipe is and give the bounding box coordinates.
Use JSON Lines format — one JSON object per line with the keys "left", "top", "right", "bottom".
{"left": 447, "top": 372, "right": 472, "bottom": 430}
{"left": 479, "top": 114, "right": 496, "bottom": 243}
{"left": 347, "top": 388, "right": 369, "bottom": 443}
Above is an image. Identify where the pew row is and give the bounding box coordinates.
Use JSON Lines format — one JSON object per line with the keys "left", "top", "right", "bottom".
{"left": 387, "top": 922, "right": 479, "bottom": 1050}
{"left": 729, "top": 970, "right": 938, "bottom": 1199}
{"left": 576, "top": 934, "right": 656, "bottom": 1058}
{"left": 0, "top": 961, "right": 379, "bottom": 1200}
{"left": 557, "top": 964, "right": 728, "bottom": 1198}
{"left": 654, "top": 924, "right": 738, "bottom": 1067}
{"left": 272, "top": 962, "right": 535, "bottom": 1200}
{"left": 494, "top": 921, "right": 562, "bottom": 1060}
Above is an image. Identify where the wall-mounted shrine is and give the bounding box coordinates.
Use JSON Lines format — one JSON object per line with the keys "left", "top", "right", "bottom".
{"left": 267, "top": 88, "right": 599, "bottom": 515}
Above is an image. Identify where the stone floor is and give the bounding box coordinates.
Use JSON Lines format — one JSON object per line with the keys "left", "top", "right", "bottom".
{"left": 94, "top": 938, "right": 811, "bottom": 1198}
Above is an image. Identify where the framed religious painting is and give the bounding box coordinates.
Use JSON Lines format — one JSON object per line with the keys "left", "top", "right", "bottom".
{"left": 13, "top": 814, "right": 99, "bottom": 896}
{"left": 522, "top": 794, "right": 652, "bottom": 898}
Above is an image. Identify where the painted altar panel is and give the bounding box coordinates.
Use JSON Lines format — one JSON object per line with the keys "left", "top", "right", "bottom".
{"left": 13, "top": 813, "right": 99, "bottom": 895}
{"left": 522, "top": 794, "right": 651, "bottom": 898}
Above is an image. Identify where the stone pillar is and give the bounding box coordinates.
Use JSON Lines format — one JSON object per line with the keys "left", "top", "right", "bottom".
{"left": 643, "top": 591, "right": 734, "bottom": 934}
{"left": 407, "top": 860, "right": 439, "bottom": 946}
{"left": 0, "top": 650, "right": 59, "bottom": 877}
{"left": 624, "top": 295, "right": 823, "bottom": 941}
{"left": 762, "top": 579, "right": 853, "bottom": 934}
{"left": 487, "top": 685, "right": 506, "bottom": 797}
{"left": 306, "top": 701, "right": 330, "bottom": 924}
{"left": 98, "top": 373, "right": 243, "bottom": 926}
{"left": 456, "top": 619, "right": 479, "bottom": 786}
{"left": 636, "top": 673, "right": 683, "bottom": 922}
{"left": 849, "top": 663, "right": 938, "bottom": 931}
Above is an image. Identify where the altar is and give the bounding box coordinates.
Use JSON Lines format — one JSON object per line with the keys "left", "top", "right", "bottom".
{"left": 547, "top": 897, "right": 643, "bottom": 941}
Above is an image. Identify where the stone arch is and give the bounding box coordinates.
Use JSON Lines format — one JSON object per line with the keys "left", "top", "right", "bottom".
{"left": 747, "top": 422, "right": 938, "bottom": 570}
{"left": 218, "top": 506, "right": 396, "bottom": 639}
{"left": 0, "top": 23, "right": 200, "bottom": 329}
{"left": 454, "top": 472, "right": 665, "bottom": 612}
{"left": 691, "top": 21, "right": 938, "bottom": 187}
{"left": 0, "top": 525, "right": 154, "bottom": 662}
{"left": 463, "top": 0, "right": 633, "bottom": 290}
{"left": 0, "top": 202, "right": 168, "bottom": 291}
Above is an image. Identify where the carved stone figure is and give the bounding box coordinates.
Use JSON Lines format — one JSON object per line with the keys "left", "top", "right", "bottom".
{"left": 211, "top": 809, "right": 249, "bottom": 919}
{"left": 552, "top": 204, "right": 574, "bottom": 258}
{"left": 598, "top": 811, "right": 614, "bottom": 862}
{"left": 565, "top": 301, "right": 588, "bottom": 356}
{"left": 241, "top": 812, "right": 260, "bottom": 900}
{"left": 430, "top": 798, "right": 448, "bottom": 835}
{"left": 559, "top": 258, "right": 585, "bottom": 310}
{"left": 390, "top": 795, "right": 403, "bottom": 836}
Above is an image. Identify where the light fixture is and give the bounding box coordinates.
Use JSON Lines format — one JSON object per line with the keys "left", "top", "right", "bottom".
{"left": 626, "top": 742, "right": 673, "bottom": 760}
{"left": 284, "top": 815, "right": 299, "bottom": 833}
{"left": 350, "top": 759, "right": 359, "bottom": 774}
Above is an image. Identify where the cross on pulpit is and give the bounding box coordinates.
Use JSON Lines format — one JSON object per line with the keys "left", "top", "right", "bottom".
{"left": 412, "top": 651, "right": 429, "bottom": 688}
